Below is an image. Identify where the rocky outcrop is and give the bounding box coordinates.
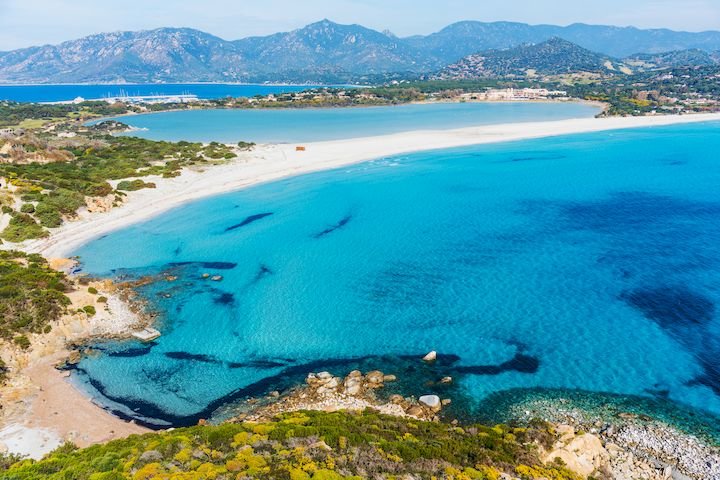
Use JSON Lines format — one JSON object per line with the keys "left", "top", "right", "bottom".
{"left": 544, "top": 426, "right": 610, "bottom": 477}
{"left": 539, "top": 421, "right": 720, "bottom": 480}
{"left": 85, "top": 194, "right": 119, "bottom": 214}
{"left": 240, "top": 369, "right": 453, "bottom": 423}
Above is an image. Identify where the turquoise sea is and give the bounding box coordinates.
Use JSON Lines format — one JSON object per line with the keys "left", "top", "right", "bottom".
{"left": 71, "top": 119, "right": 720, "bottom": 434}
{"left": 110, "top": 102, "right": 600, "bottom": 143}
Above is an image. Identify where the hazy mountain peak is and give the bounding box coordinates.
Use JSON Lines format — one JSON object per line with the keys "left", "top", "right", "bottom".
{"left": 0, "top": 19, "right": 718, "bottom": 84}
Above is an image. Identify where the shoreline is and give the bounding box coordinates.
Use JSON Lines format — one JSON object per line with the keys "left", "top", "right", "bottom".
{"left": 0, "top": 282, "right": 151, "bottom": 459}
{"left": 3, "top": 112, "right": 720, "bottom": 463}
{"left": 21, "top": 112, "right": 720, "bottom": 258}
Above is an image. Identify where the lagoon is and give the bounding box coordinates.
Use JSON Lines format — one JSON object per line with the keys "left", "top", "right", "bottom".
{"left": 72, "top": 121, "right": 720, "bottom": 431}
{"left": 111, "top": 102, "right": 600, "bottom": 143}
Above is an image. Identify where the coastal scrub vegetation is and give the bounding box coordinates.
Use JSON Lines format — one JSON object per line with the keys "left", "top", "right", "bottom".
{"left": 0, "top": 136, "right": 235, "bottom": 241}
{"left": 0, "top": 101, "right": 131, "bottom": 128}
{"left": 1, "top": 410, "right": 581, "bottom": 480}
{"left": 0, "top": 250, "right": 71, "bottom": 341}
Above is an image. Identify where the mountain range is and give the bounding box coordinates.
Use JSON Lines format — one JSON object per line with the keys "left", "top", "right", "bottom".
{"left": 1, "top": 19, "right": 720, "bottom": 84}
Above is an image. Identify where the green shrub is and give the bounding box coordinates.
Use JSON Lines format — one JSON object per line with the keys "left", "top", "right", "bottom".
{"left": 116, "top": 179, "right": 156, "bottom": 191}
{"left": 0, "top": 357, "right": 8, "bottom": 383}
{"left": 2, "top": 411, "right": 565, "bottom": 479}
{"left": 0, "top": 250, "right": 71, "bottom": 339}
{"left": 83, "top": 305, "right": 96, "bottom": 316}
{"left": 97, "top": 296, "right": 108, "bottom": 303}
{"left": 1, "top": 213, "right": 47, "bottom": 242}
{"left": 20, "top": 203, "right": 35, "bottom": 214}
{"left": 34, "top": 202, "right": 63, "bottom": 228}
{"left": 88, "top": 287, "right": 98, "bottom": 295}
{"left": 13, "top": 335, "right": 30, "bottom": 349}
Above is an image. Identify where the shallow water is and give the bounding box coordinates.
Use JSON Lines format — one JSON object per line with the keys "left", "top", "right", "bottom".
{"left": 73, "top": 122, "right": 720, "bottom": 430}
{"left": 107, "top": 102, "right": 599, "bottom": 143}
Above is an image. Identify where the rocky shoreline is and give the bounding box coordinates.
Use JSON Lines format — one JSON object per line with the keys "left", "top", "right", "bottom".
{"left": 211, "top": 360, "right": 719, "bottom": 480}
{"left": 1, "top": 264, "right": 719, "bottom": 478}
{"left": 505, "top": 396, "right": 720, "bottom": 480}
{"left": 0, "top": 268, "right": 153, "bottom": 459}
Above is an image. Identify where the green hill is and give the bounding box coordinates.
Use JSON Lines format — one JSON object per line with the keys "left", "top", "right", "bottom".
{"left": 437, "top": 38, "right": 629, "bottom": 79}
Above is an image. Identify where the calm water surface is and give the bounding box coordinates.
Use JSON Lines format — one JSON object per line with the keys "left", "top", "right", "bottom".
{"left": 108, "top": 102, "right": 600, "bottom": 143}
{"left": 0, "top": 84, "right": 321, "bottom": 103}
{"left": 72, "top": 122, "right": 720, "bottom": 431}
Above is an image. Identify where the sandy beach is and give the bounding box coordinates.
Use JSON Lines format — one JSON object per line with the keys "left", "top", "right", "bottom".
{"left": 0, "top": 284, "right": 151, "bottom": 459}
{"left": 21, "top": 112, "right": 720, "bottom": 258}
{"left": 2, "top": 112, "right": 720, "bottom": 461}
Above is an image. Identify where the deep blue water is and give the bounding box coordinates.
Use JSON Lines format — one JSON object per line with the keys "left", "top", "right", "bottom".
{"left": 0, "top": 84, "right": 321, "bottom": 103}
{"left": 72, "top": 122, "right": 720, "bottom": 430}
{"left": 108, "top": 102, "right": 600, "bottom": 143}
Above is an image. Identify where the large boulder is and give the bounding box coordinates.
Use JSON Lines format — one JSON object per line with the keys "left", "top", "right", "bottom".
{"left": 316, "top": 376, "right": 340, "bottom": 396}
{"left": 344, "top": 374, "right": 363, "bottom": 396}
{"left": 419, "top": 395, "right": 442, "bottom": 411}
{"left": 364, "top": 370, "right": 386, "bottom": 390}
{"left": 423, "top": 351, "right": 437, "bottom": 362}
{"left": 545, "top": 433, "right": 610, "bottom": 478}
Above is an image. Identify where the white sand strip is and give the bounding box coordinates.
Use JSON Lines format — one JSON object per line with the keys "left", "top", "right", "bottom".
{"left": 19, "top": 113, "right": 720, "bottom": 258}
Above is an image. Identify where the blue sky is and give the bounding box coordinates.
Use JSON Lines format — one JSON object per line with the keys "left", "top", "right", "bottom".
{"left": 1, "top": 0, "right": 718, "bottom": 50}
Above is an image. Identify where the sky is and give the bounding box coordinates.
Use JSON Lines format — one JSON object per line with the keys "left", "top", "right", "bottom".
{"left": 1, "top": 0, "right": 719, "bottom": 51}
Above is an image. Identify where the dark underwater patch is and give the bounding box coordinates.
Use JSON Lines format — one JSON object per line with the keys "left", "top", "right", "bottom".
{"left": 509, "top": 154, "right": 566, "bottom": 163}
{"left": 227, "top": 359, "right": 289, "bottom": 369}
{"left": 214, "top": 292, "right": 235, "bottom": 305}
{"left": 313, "top": 214, "right": 352, "bottom": 238}
{"left": 559, "top": 191, "right": 720, "bottom": 233}
{"left": 455, "top": 353, "right": 540, "bottom": 375}
{"left": 254, "top": 264, "right": 273, "bottom": 282}
{"left": 224, "top": 213, "right": 273, "bottom": 232}
{"left": 73, "top": 367, "right": 176, "bottom": 428}
{"left": 77, "top": 349, "right": 539, "bottom": 429}
{"left": 168, "top": 261, "right": 238, "bottom": 270}
{"left": 107, "top": 343, "right": 158, "bottom": 358}
{"left": 164, "top": 352, "right": 223, "bottom": 364}
{"left": 621, "top": 285, "right": 720, "bottom": 397}
{"left": 620, "top": 286, "right": 715, "bottom": 328}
